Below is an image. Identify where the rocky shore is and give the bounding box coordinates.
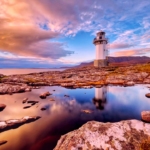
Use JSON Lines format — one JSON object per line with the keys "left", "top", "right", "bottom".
{"left": 54, "top": 120, "right": 150, "bottom": 150}
{"left": 0, "top": 63, "right": 150, "bottom": 95}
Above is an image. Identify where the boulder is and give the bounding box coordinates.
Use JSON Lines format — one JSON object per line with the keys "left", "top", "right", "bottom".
{"left": 54, "top": 120, "right": 150, "bottom": 150}
{"left": 145, "top": 93, "right": 150, "bottom": 98}
{"left": 141, "top": 111, "right": 150, "bottom": 122}
{"left": 40, "top": 91, "right": 51, "bottom": 99}
{"left": 0, "top": 104, "right": 6, "bottom": 111}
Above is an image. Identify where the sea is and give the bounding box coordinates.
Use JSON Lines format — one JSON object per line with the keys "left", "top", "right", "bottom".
{"left": 0, "top": 68, "right": 66, "bottom": 76}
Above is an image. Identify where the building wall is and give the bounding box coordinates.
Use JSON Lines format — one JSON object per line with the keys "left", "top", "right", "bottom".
{"left": 96, "top": 44, "right": 103, "bottom": 59}
{"left": 96, "top": 42, "right": 106, "bottom": 59}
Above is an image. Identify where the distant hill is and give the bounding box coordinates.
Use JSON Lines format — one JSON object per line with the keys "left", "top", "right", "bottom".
{"left": 75, "top": 56, "right": 150, "bottom": 67}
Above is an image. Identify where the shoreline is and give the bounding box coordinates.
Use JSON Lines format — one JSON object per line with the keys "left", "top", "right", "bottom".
{"left": 0, "top": 63, "right": 150, "bottom": 94}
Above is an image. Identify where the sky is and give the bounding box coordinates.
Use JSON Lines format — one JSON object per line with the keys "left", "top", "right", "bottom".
{"left": 0, "top": 0, "right": 150, "bottom": 68}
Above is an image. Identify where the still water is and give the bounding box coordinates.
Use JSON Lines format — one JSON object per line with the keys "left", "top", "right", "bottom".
{"left": 0, "top": 69, "right": 66, "bottom": 75}
{"left": 0, "top": 85, "right": 150, "bottom": 150}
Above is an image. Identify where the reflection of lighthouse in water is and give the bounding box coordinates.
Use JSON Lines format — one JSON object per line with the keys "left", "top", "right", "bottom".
{"left": 93, "top": 86, "right": 107, "bottom": 110}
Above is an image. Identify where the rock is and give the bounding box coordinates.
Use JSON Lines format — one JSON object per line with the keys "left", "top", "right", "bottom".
{"left": 0, "top": 116, "right": 40, "bottom": 132}
{"left": 0, "top": 74, "right": 4, "bottom": 78}
{"left": 0, "top": 140, "right": 7, "bottom": 146}
{"left": 40, "top": 91, "right": 51, "bottom": 99}
{"left": 27, "top": 101, "right": 39, "bottom": 104}
{"left": 23, "top": 106, "right": 31, "bottom": 109}
{"left": 141, "top": 111, "right": 150, "bottom": 122}
{"left": 0, "top": 84, "right": 31, "bottom": 95}
{"left": 61, "top": 83, "right": 74, "bottom": 88}
{"left": 145, "top": 93, "right": 150, "bottom": 98}
{"left": 125, "top": 81, "right": 135, "bottom": 86}
{"left": 82, "top": 86, "right": 93, "bottom": 89}
{"left": 54, "top": 120, "right": 150, "bottom": 150}
{"left": 25, "top": 87, "right": 31, "bottom": 92}
{"left": 41, "top": 107, "right": 46, "bottom": 111}
{"left": 22, "top": 98, "right": 28, "bottom": 103}
{"left": 40, "top": 94, "right": 47, "bottom": 99}
{"left": 0, "top": 104, "right": 6, "bottom": 111}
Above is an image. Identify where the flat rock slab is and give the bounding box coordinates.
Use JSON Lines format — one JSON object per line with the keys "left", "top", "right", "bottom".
{"left": 54, "top": 120, "right": 150, "bottom": 150}
{"left": 0, "top": 116, "right": 40, "bottom": 132}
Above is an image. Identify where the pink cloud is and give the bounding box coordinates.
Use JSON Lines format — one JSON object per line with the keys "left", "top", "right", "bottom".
{"left": 111, "top": 48, "right": 150, "bottom": 57}
{"left": 109, "top": 43, "right": 133, "bottom": 49}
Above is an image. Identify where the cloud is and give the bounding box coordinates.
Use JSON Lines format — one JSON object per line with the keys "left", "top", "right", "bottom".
{"left": 109, "top": 43, "right": 133, "bottom": 49}
{"left": 0, "top": 0, "right": 74, "bottom": 59}
{"left": 112, "top": 48, "right": 150, "bottom": 57}
{"left": 0, "top": 0, "right": 150, "bottom": 66}
{"left": 0, "top": 56, "right": 76, "bottom": 68}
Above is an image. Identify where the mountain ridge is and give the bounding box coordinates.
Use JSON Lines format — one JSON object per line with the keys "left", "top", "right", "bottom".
{"left": 76, "top": 56, "right": 150, "bottom": 67}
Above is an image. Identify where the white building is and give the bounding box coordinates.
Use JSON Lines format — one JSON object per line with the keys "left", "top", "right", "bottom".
{"left": 93, "top": 31, "right": 108, "bottom": 67}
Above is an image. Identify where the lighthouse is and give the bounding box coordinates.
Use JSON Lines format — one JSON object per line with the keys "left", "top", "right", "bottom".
{"left": 93, "top": 31, "right": 108, "bottom": 67}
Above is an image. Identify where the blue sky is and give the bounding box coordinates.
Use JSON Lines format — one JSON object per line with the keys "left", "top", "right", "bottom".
{"left": 0, "top": 0, "right": 150, "bottom": 68}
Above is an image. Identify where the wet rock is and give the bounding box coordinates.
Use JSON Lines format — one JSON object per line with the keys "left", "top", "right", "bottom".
{"left": 25, "top": 87, "right": 31, "bottom": 92}
{"left": 41, "top": 107, "right": 46, "bottom": 111}
{"left": 23, "top": 106, "right": 31, "bottom": 109}
{"left": 0, "top": 104, "right": 6, "bottom": 111}
{"left": 0, "top": 140, "right": 7, "bottom": 146}
{"left": 54, "top": 120, "right": 150, "bottom": 150}
{"left": 145, "top": 93, "right": 150, "bottom": 98}
{"left": 125, "top": 81, "right": 135, "bottom": 86}
{"left": 82, "top": 86, "right": 93, "bottom": 89}
{"left": 40, "top": 91, "right": 51, "bottom": 99}
{"left": 27, "top": 101, "right": 39, "bottom": 104}
{"left": 61, "top": 83, "right": 74, "bottom": 88}
{"left": 22, "top": 98, "right": 28, "bottom": 103}
{"left": 141, "top": 111, "right": 150, "bottom": 122}
{"left": 0, "top": 116, "right": 40, "bottom": 132}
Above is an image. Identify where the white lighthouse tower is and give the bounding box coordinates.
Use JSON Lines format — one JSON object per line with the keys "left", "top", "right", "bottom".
{"left": 93, "top": 31, "right": 108, "bottom": 67}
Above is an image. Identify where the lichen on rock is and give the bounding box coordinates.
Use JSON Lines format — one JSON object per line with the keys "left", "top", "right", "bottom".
{"left": 54, "top": 120, "right": 150, "bottom": 150}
